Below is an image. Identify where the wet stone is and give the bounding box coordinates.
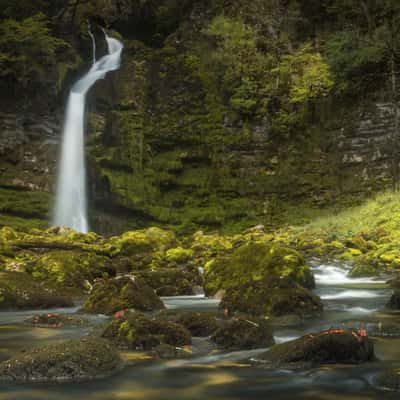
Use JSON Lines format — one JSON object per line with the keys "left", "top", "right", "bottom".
{"left": 0, "top": 337, "right": 123, "bottom": 383}
{"left": 257, "top": 329, "right": 375, "bottom": 366}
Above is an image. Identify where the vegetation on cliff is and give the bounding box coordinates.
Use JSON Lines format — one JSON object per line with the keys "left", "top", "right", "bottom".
{"left": 2, "top": 1, "right": 400, "bottom": 233}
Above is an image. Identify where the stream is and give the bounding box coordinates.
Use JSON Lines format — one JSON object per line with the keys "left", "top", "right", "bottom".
{"left": 1, "top": 260, "right": 400, "bottom": 399}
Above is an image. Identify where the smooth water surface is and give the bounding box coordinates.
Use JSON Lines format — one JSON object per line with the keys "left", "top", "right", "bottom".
{"left": 1, "top": 261, "right": 399, "bottom": 399}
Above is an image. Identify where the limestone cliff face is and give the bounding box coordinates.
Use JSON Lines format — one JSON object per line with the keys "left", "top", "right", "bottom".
{"left": 0, "top": 44, "right": 396, "bottom": 235}
{"left": 84, "top": 40, "right": 396, "bottom": 234}
{"left": 0, "top": 2, "right": 398, "bottom": 234}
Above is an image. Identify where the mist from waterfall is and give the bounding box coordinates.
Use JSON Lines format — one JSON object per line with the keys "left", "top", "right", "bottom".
{"left": 53, "top": 29, "right": 123, "bottom": 233}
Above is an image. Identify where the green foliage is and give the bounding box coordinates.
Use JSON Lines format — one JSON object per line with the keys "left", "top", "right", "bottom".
{"left": 324, "top": 30, "right": 386, "bottom": 94}
{"left": 278, "top": 44, "right": 334, "bottom": 104}
{"left": 203, "top": 16, "right": 271, "bottom": 117}
{"left": 0, "top": 13, "right": 73, "bottom": 89}
{"left": 204, "top": 16, "right": 333, "bottom": 136}
{"left": 0, "top": 0, "right": 47, "bottom": 19}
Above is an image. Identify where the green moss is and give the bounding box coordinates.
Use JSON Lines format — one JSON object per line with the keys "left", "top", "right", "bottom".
{"left": 0, "top": 271, "right": 73, "bottom": 310}
{"left": 81, "top": 277, "right": 164, "bottom": 315}
{"left": 102, "top": 311, "right": 191, "bottom": 350}
{"left": 24, "top": 251, "right": 112, "bottom": 289}
{"left": 165, "top": 247, "right": 193, "bottom": 263}
{"left": 0, "top": 337, "right": 122, "bottom": 383}
{"left": 204, "top": 241, "right": 314, "bottom": 296}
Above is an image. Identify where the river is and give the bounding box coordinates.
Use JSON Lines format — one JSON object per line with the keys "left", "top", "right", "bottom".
{"left": 0, "top": 260, "right": 399, "bottom": 399}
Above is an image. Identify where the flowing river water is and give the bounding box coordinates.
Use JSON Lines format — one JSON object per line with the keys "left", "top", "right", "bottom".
{"left": 1, "top": 261, "right": 400, "bottom": 399}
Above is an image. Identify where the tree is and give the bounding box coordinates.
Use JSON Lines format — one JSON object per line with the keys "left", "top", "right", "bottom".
{"left": 0, "top": 13, "right": 71, "bottom": 91}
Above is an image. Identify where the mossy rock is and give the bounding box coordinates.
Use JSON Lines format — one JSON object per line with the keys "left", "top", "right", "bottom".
{"left": 80, "top": 276, "right": 164, "bottom": 315}
{"left": 348, "top": 259, "right": 379, "bottom": 278}
{"left": 173, "top": 312, "right": 220, "bottom": 337}
{"left": 211, "top": 317, "right": 274, "bottom": 350}
{"left": 135, "top": 268, "right": 202, "bottom": 296}
{"left": 258, "top": 329, "right": 375, "bottom": 366}
{"left": 0, "top": 272, "right": 73, "bottom": 310}
{"left": 345, "top": 235, "right": 370, "bottom": 253}
{"left": 165, "top": 247, "right": 194, "bottom": 264}
{"left": 220, "top": 277, "right": 323, "bottom": 317}
{"left": 23, "top": 250, "right": 114, "bottom": 289}
{"left": 5, "top": 227, "right": 116, "bottom": 257}
{"left": 102, "top": 311, "right": 191, "bottom": 350}
{"left": 204, "top": 241, "right": 314, "bottom": 296}
{"left": 116, "top": 227, "right": 176, "bottom": 257}
{"left": 190, "top": 231, "right": 233, "bottom": 259}
{"left": 0, "top": 337, "right": 122, "bottom": 383}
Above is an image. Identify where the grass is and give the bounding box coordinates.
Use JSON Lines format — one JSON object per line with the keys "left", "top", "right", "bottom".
{"left": 294, "top": 191, "right": 400, "bottom": 240}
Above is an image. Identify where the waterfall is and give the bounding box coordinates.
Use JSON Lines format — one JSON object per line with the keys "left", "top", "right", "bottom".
{"left": 53, "top": 29, "right": 123, "bottom": 233}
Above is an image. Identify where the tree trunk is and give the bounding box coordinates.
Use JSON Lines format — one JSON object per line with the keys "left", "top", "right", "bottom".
{"left": 390, "top": 52, "right": 399, "bottom": 191}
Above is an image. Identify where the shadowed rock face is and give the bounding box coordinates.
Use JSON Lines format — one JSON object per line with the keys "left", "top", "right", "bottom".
{"left": 0, "top": 337, "right": 122, "bottom": 383}
{"left": 258, "top": 329, "right": 375, "bottom": 366}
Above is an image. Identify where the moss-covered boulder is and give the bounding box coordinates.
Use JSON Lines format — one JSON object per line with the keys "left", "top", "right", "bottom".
{"left": 190, "top": 231, "right": 233, "bottom": 261}
{"left": 135, "top": 268, "right": 202, "bottom": 296}
{"left": 23, "top": 251, "right": 114, "bottom": 289}
{"left": 258, "top": 329, "right": 375, "bottom": 366}
{"left": 204, "top": 242, "right": 314, "bottom": 296}
{"left": 348, "top": 258, "right": 379, "bottom": 278}
{"left": 0, "top": 272, "right": 73, "bottom": 310}
{"left": 0, "top": 337, "right": 122, "bottom": 383}
{"left": 80, "top": 276, "right": 164, "bottom": 315}
{"left": 174, "top": 312, "right": 220, "bottom": 337}
{"left": 211, "top": 317, "right": 274, "bottom": 350}
{"left": 116, "top": 227, "right": 176, "bottom": 257}
{"left": 102, "top": 312, "right": 191, "bottom": 350}
{"left": 220, "top": 277, "right": 323, "bottom": 317}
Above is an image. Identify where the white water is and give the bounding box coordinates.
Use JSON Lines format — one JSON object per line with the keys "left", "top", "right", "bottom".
{"left": 53, "top": 30, "right": 123, "bottom": 232}
{"left": 312, "top": 264, "right": 385, "bottom": 285}
{"left": 320, "top": 290, "right": 385, "bottom": 300}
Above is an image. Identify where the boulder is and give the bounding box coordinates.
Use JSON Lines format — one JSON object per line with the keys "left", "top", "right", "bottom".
{"left": 204, "top": 241, "right": 315, "bottom": 297}
{"left": 174, "top": 312, "right": 220, "bottom": 337}
{"left": 102, "top": 311, "right": 191, "bottom": 350}
{"left": 211, "top": 317, "right": 274, "bottom": 350}
{"left": 24, "top": 250, "right": 113, "bottom": 289}
{"left": 0, "top": 271, "right": 73, "bottom": 310}
{"left": 0, "top": 337, "right": 122, "bottom": 383}
{"left": 258, "top": 329, "right": 375, "bottom": 366}
{"left": 220, "top": 277, "right": 323, "bottom": 317}
{"left": 135, "top": 268, "right": 202, "bottom": 296}
{"left": 80, "top": 276, "right": 164, "bottom": 315}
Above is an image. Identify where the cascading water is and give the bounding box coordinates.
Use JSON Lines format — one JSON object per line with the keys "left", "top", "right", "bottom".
{"left": 53, "top": 29, "right": 123, "bottom": 233}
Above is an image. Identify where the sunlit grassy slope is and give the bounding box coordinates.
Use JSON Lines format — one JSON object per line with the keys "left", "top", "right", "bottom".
{"left": 295, "top": 191, "right": 400, "bottom": 240}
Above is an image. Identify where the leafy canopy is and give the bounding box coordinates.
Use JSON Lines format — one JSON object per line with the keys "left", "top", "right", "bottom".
{"left": 0, "top": 13, "right": 69, "bottom": 88}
